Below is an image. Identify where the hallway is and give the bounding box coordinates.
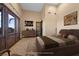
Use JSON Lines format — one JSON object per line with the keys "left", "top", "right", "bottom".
{"left": 2, "top": 37, "right": 38, "bottom": 56}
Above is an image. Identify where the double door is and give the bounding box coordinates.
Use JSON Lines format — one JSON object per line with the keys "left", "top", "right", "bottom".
{"left": 0, "top": 4, "right": 20, "bottom": 51}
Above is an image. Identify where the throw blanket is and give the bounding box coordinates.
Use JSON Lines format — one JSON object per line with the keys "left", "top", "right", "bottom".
{"left": 37, "top": 36, "right": 78, "bottom": 50}
{"left": 47, "top": 36, "right": 77, "bottom": 46}
{"left": 47, "top": 36, "right": 65, "bottom": 46}
{"left": 41, "top": 36, "right": 59, "bottom": 49}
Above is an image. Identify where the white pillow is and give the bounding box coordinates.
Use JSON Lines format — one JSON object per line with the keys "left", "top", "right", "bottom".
{"left": 67, "top": 35, "right": 78, "bottom": 42}
{"left": 68, "top": 35, "right": 77, "bottom": 40}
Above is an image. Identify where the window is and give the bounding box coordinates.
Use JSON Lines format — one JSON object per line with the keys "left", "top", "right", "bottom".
{"left": 8, "top": 14, "right": 15, "bottom": 33}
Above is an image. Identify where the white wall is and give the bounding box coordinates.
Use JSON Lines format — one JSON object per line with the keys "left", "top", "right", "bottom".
{"left": 22, "top": 10, "right": 41, "bottom": 31}
{"left": 42, "top": 5, "right": 57, "bottom": 36}
{"left": 57, "top": 3, "right": 79, "bottom": 34}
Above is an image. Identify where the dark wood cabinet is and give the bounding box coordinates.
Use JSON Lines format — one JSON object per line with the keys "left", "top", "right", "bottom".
{"left": 0, "top": 4, "right": 20, "bottom": 50}
{"left": 22, "top": 29, "right": 36, "bottom": 38}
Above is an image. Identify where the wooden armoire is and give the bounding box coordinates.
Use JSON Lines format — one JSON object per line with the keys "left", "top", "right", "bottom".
{"left": 0, "top": 4, "right": 20, "bottom": 51}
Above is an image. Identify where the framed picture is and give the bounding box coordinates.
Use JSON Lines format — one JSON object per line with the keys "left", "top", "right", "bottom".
{"left": 25, "top": 21, "right": 33, "bottom": 26}
{"left": 64, "top": 11, "right": 77, "bottom": 26}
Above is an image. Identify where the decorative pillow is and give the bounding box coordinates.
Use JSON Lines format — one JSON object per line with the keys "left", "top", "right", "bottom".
{"left": 62, "top": 34, "right": 68, "bottom": 38}
{"left": 68, "top": 35, "right": 78, "bottom": 40}
{"left": 67, "top": 35, "right": 79, "bottom": 43}
{"left": 56, "top": 34, "right": 67, "bottom": 39}
{"left": 65, "top": 35, "right": 78, "bottom": 45}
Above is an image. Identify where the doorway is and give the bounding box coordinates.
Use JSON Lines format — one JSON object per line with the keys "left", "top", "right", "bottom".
{"left": 36, "top": 21, "right": 42, "bottom": 37}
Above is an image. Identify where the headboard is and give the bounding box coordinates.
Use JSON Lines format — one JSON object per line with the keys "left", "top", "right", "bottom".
{"left": 59, "top": 29, "right": 79, "bottom": 39}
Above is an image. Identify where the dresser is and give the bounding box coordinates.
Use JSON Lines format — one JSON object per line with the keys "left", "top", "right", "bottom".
{"left": 22, "top": 29, "right": 36, "bottom": 38}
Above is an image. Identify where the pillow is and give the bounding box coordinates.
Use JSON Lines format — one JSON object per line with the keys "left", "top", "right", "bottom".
{"left": 59, "top": 33, "right": 68, "bottom": 38}
{"left": 67, "top": 35, "right": 79, "bottom": 43}
{"left": 68, "top": 35, "right": 78, "bottom": 40}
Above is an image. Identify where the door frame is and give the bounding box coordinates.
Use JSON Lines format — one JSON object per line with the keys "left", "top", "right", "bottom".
{"left": 36, "top": 20, "right": 43, "bottom": 36}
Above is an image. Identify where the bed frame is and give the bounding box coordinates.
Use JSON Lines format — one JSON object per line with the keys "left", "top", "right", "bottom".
{"left": 37, "top": 29, "right": 79, "bottom": 56}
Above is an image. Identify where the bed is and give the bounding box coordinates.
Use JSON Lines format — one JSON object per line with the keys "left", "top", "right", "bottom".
{"left": 36, "top": 29, "right": 79, "bottom": 56}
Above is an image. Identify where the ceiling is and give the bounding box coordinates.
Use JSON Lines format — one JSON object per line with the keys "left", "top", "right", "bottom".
{"left": 20, "top": 3, "right": 60, "bottom": 12}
